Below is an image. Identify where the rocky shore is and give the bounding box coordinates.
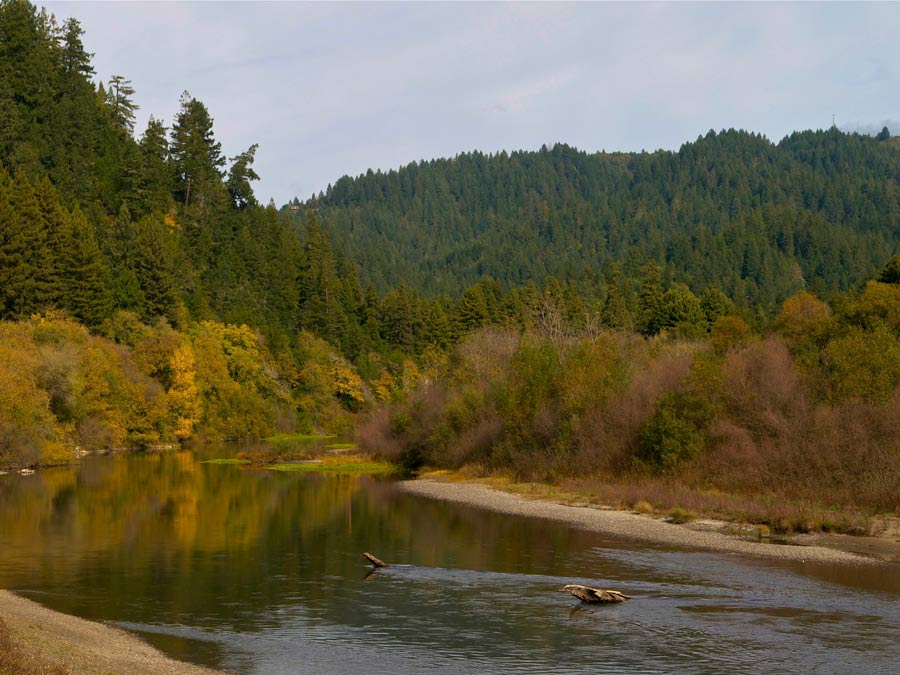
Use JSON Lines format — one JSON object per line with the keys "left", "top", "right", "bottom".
{"left": 399, "top": 478, "right": 897, "bottom": 565}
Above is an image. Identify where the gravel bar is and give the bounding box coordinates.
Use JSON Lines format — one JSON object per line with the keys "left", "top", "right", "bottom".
{"left": 0, "top": 590, "right": 228, "bottom": 675}
{"left": 399, "top": 478, "right": 879, "bottom": 565}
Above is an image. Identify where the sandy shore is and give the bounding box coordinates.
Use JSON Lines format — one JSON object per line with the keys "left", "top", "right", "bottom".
{"left": 0, "top": 590, "right": 228, "bottom": 675}
{"left": 400, "top": 478, "right": 894, "bottom": 565}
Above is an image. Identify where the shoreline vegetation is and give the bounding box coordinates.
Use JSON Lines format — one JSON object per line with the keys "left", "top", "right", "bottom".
{"left": 360, "top": 268, "right": 900, "bottom": 543}
{"left": 0, "top": 591, "right": 227, "bottom": 675}
{"left": 200, "top": 452, "right": 394, "bottom": 475}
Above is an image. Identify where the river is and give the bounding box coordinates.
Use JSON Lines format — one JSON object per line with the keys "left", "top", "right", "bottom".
{"left": 1, "top": 446, "right": 898, "bottom": 674}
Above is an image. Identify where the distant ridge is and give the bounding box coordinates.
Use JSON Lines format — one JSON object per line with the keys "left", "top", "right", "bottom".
{"left": 298, "top": 128, "right": 900, "bottom": 313}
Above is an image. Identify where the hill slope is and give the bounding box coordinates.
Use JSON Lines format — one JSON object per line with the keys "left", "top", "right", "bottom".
{"left": 306, "top": 130, "right": 900, "bottom": 312}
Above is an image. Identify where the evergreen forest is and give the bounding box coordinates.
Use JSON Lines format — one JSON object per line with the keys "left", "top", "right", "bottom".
{"left": 307, "top": 125, "right": 900, "bottom": 320}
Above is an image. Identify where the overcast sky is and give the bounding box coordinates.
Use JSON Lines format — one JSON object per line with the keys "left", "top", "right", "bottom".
{"left": 43, "top": 1, "right": 900, "bottom": 205}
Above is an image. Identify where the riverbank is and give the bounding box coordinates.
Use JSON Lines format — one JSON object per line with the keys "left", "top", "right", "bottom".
{"left": 399, "top": 477, "right": 900, "bottom": 564}
{"left": 0, "top": 591, "right": 227, "bottom": 675}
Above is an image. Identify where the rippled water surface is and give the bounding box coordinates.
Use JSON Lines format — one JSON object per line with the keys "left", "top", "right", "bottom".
{"left": 1, "top": 447, "right": 899, "bottom": 674}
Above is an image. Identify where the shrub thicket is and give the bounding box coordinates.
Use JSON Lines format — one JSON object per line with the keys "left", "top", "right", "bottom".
{"left": 0, "top": 314, "right": 374, "bottom": 468}
{"left": 360, "top": 271, "right": 900, "bottom": 515}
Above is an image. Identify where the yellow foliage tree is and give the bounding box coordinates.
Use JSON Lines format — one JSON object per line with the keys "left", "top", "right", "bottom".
{"left": 189, "top": 322, "right": 280, "bottom": 440}
{"left": 709, "top": 315, "right": 752, "bottom": 355}
{"left": 168, "top": 340, "right": 201, "bottom": 440}
{"left": 400, "top": 359, "right": 422, "bottom": 393}
{"left": 844, "top": 280, "right": 900, "bottom": 332}
{"left": 0, "top": 323, "right": 55, "bottom": 467}
{"left": 772, "top": 292, "right": 833, "bottom": 344}
{"left": 372, "top": 370, "right": 396, "bottom": 402}
{"left": 331, "top": 361, "right": 366, "bottom": 411}
{"left": 821, "top": 324, "right": 900, "bottom": 402}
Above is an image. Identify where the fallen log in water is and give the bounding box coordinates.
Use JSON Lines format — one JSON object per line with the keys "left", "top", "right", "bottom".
{"left": 560, "top": 584, "right": 630, "bottom": 603}
{"left": 362, "top": 552, "right": 387, "bottom": 568}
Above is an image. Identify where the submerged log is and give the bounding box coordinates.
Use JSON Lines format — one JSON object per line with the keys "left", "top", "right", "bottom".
{"left": 560, "top": 584, "right": 630, "bottom": 604}
{"left": 362, "top": 552, "right": 387, "bottom": 568}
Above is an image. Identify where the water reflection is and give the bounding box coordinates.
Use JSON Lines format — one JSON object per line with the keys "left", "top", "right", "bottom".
{"left": 0, "top": 448, "right": 898, "bottom": 675}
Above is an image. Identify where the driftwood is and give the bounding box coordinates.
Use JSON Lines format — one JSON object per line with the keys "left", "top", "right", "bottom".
{"left": 560, "top": 584, "right": 630, "bottom": 604}
{"left": 362, "top": 552, "right": 387, "bottom": 568}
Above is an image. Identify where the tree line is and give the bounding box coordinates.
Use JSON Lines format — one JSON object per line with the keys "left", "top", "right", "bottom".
{"left": 304, "top": 127, "right": 900, "bottom": 318}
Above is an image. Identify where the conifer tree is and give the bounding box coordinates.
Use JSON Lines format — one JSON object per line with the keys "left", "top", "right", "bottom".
{"left": 170, "top": 91, "right": 224, "bottom": 208}
{"left": 60, "top": 206, "right": 112, "bottom": 325}
{"left": 105, "top": 74, "right": 138, "bottom": 135}
{"left": 0, "top": 168, "right": 25, "bottom": 318}
{"left": 500, "top": 288, "right": 528, "bottom": 329}
{"left": 421, "top": 299, "right": 452, "bottom": 349}
{"left": 381, "top": 287, "right": 415, "bottom": 349}
{"left": 361, "top": 285, "right": 382, "bottom": 348}
{"left": 601, "top": 266, "right": 631, "bottom": 329}
{"left": 0, "top": 0, "right": 56, "bottom": 128}
{"left": 700, "top": 285, "right": 735, "bottom": 326}
{"left": 58, "top": 17, "right": 94, "bottom": 79}
{"left": 138, "top": 116, "right": 172, "bottom": 210}
{"left": 638, "top": 262, "right": 665, "bottom": 336}
{"left": 0, "top": 75, "right": 23, "bottom": 167}
{"left": 30, "top": 175, "right": 69, "bottom": 305}
{"left": 877, "top": 255, "right": 900, "bottom": 285}
{"left": 50, "top": 16, "right": 103, "bottom": 202}
{"left": 662, "top": 284, "right": 706, "bottom": 337}
{"left": 453, "top": 285, "right": 489, "bottom": 337}
{"left": 0, "top": 170, "right": 51, "bottom": 317}
{"left": 106, "top": 203, "right": 145, "bottom": 312}
{"left": 226, "top": 144, "right": 259, "bottom": 209}
{"left": 133, "top": 213, "right": 178, "bottom": 321}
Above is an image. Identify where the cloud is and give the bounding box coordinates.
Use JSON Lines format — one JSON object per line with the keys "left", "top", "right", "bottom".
{"left": 39, "top": 1, "right": 900, "bottom": 203}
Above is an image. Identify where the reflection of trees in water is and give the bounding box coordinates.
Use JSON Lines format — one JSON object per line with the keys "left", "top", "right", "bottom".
{"left": 3, "top": 452, "right": 900, "bottom": 674}
{"left": 0, "top": 453, "right": 361, "bottom": 612}
{"left": 0, "top": 457, "right": 652, "bottom": 647}
{"left": 0, "top": 451, "right": 364, "bottom": 557}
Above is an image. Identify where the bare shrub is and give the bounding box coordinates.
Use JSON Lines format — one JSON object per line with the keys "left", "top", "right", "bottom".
{"left": 356, "top": 408, "right": 400, "bottom": 462}
{"left": 358, "top": 383, "right": 455, "bottom": 468}
{"left": 451, "top": 328, "right": 520, "bottom": 384}
{"left": 690, "top": 338, "right": 806, "bottom": 490}
{"left": 574, "top": 349, "right": 694, "bottom": 472}
{"left": 442, "top": 414, "right": 503, "bottom": 467}
{"left": 75, "top": 415, "right": 117, "bottom": 450}
{"left": 691, "top": 336, "right": 900, "bottom": 512}
{"left": 721, "top": 337, "right": 806, "bottom": 432}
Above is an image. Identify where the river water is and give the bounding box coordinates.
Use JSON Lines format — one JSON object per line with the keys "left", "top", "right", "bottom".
{"left": 1, "top": 447, "right": 898, "bottom": 674}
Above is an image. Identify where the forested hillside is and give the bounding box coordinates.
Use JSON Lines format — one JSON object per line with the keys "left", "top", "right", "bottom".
{"left": 0, "top": 0, "right": 422, "bottom": 464}
{"left": 307, "top": 129, "right": 900, "bottom": 315}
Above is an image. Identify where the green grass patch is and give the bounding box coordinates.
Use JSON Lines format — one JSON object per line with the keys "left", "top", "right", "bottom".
{"left": 264, "top": 433, "right": 335, "bottom": 443}
{"left": 267, "top": 459, "right": 394, "bottom": 475}
{"left": 326, "top": 442, "right": 355, "bottom": 450}
{"left": 200, "top": 458, "right": 251, "bottom": 465}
